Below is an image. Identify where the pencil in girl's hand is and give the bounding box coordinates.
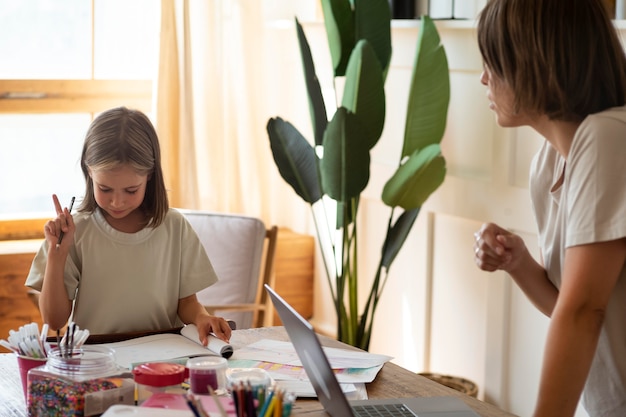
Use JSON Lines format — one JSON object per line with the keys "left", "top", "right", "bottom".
{"left": 56, "top": 196, "right": 75, "bottom": 249}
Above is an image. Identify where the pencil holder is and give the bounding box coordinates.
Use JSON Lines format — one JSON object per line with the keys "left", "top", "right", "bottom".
{"left": 225, "top": 368, "right": 271, "bottom": 395}
{"left": 17, "top": 355, "right": 47, "bottom": 401}
{"left": 27, "top": 346, "right": 134, "bottom": 416}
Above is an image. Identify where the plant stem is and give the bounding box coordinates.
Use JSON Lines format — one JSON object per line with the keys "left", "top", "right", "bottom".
{"left": 348, "top": 199, "right": 358, "bottom": 345}
{"left": 310, "top": 203, "right": 337, "bottom": 302}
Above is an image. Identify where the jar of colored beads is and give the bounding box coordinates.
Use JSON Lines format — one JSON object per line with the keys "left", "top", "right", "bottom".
{"left": 132, "top": 362, "right": 186, "bottom": 404}
{"left": 27, "top": 346, "right": 134, "bottom": 416}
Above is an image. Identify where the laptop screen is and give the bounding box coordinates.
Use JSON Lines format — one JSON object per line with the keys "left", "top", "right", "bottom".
{"left": 265, "top": 284, "right": 356, "bottom": 416}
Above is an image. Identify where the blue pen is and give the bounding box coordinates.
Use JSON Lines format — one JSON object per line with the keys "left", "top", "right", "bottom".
{"left": 257, "top": 390, "right": 274, "bottom": 417}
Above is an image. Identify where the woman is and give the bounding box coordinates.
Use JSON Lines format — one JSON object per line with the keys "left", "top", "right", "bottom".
{"left": 473, "top": 0, "right": 626, "bottom": 415}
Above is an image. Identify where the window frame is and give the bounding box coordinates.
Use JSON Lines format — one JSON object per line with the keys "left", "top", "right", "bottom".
{"left": 0, "top": 80, "right": 151, "bottom": 113}
{"left": 0, "top": 79, "right": 152, "bottom": 240}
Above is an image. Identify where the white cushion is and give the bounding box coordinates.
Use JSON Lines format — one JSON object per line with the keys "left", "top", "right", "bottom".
{"left": 180, "top": 210, "right": 266, "bottom": 328}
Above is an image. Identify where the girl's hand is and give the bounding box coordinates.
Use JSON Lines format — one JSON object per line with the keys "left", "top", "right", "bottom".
{"left": 473, "top": 222, "right": 527, "bottom": 273}
{"left": 196, "top": 315, "right": 232, "bottom": 345}
{"left": 44, "top": 194, "right": 75, "bottom": 252}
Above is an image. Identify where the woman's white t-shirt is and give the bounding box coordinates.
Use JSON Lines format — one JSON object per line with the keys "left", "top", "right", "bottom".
{"left": 26, "top": 208, "right": 218, "bottom": 334}
{"left": 530, "top": 107, "right": 626, "bottom": 416}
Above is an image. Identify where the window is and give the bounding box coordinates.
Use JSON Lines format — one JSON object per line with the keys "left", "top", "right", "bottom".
{"left": 0, "top": 0, "right": 158, "bottom": 239}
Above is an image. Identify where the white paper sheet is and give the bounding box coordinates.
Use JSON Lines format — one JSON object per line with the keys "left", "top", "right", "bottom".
{"left": 230, "top": 339, "right": 392, "bottom": 369}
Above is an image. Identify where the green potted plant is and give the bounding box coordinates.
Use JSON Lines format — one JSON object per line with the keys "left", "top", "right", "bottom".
{"left": 266, "top": 0, "right": 449, "bottom": 350}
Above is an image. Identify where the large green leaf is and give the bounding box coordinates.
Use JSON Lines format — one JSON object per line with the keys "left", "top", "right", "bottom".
{"left": 267, "top": 117, "right": 322, "bottom": 203}
{"left": 402, "top": 15, "right": 450, "bottom": 158}
{"left": 321, "top": 108, "right": 370, "bottom": 202}
{"left": 296, "top": 18, "right": 328, "bottom": 147}
{"left": 354, "top": 0, "right": 392, "bottom": 79}
{"left": 382, "top": 144, "right": 446, "bottom": 209}
{"left": 381, "top": 207, "right": 420, "bottom": 269}
{"left": 342, "top": 40, "right": 385, "bottom": 149}
{"left": 321, "top": 0, "right": 354, "bottom": 76}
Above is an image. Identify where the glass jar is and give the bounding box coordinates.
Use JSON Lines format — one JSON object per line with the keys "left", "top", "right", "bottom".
{"left": 132, "top": 362, "right": 186, "bottom": 404}
{"left": 27, "top": 346, "right": 134, "bottom": 417}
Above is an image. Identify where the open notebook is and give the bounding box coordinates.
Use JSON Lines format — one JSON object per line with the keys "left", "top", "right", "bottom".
{"left": 265, "top": 284, "right": 481, "bottom": 417}
{"left": 100, "top": 324, "right": 232, "bottom": 369}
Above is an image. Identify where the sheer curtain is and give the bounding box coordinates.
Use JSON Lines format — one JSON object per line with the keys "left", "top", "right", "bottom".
{"left": 154, "top": 0, "right": 316, "bottom": 232}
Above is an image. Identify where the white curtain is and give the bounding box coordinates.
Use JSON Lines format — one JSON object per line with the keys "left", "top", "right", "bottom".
{"left": 154, "top": 0, "right": 316, "bottom": 233}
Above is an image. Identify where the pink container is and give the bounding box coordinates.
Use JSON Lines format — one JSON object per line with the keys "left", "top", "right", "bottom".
{"left": 186, "top": 356, "right": 228, "bottom": 394}
{"left": 16, "top": 355, "right": 47, "bottom": 399}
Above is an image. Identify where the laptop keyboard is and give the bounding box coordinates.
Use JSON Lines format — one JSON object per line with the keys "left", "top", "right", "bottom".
{"left": 352, "top": 403, "right": 417, "bottom": 417}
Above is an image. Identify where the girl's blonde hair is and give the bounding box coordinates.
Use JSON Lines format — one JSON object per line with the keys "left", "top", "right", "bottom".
{"left": 78, "top": 107, "right": 169, "bottom": 227}
{"left": 477, "top": 0, "right": 626, "bottom": 122}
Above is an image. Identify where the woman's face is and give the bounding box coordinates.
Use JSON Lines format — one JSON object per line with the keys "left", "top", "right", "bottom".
{"left": 90, "top": 164, "right": 148, "bottom": 220}
{"left": 480, "top": 65, "right": 528, "bottom": 127}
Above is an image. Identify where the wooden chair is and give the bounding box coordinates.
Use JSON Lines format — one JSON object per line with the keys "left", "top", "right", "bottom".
{"left": 179, "top": 209, "right": 279, "bottom": 329}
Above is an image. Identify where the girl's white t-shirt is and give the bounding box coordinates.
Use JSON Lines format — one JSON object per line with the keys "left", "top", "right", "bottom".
{"left": 26, "top": 208, "right": 218, "bottom": 334}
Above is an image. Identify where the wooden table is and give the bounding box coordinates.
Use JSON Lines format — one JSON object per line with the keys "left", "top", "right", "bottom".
{"left": 0, "top": 326, "right": 517, "bottom": 417}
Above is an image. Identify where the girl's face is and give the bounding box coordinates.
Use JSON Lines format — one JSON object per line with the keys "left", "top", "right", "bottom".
{"left": 90, "top": 164, "right": 148, "bottom": 221}
{"left": 480, "top": 65, "right": 529, "bottom": 127}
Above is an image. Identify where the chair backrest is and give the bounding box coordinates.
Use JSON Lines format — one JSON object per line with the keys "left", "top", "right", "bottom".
{"left": 179, "top": 209, "right": 278, "bottom": 329}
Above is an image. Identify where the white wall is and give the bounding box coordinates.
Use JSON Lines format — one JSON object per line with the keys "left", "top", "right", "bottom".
{"left": 296, "top": 16, "right": 601, "bottom": 416}
{"left": 271, "top": 4, "right": 626, "bottom": 416}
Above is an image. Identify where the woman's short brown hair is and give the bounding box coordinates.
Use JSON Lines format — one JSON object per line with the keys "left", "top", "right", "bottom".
{"left": 78, "top": 107, "right": 169, "bottom": 227}
{"left": 477, "top": 0, "right": 626, "bottom": 121}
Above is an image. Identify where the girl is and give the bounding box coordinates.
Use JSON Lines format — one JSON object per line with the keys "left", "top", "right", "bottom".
{"left": 26, "top": 107, "right": 231, "bottom": 346}
{"left": 473, "top": 0, "right": 626, "bottom": 416}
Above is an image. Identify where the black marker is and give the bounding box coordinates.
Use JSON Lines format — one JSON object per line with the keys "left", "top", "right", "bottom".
{"left": 56, "top": 196, "right": 75, "bottom": 249}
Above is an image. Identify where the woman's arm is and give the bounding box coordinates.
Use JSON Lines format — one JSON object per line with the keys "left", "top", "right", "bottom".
{"left": 177, "top": 294, "right": 232, "bottom": 344}
{"left": 533, "top": 238, "right": 626, "bottom": 417}
{"left": 475, "top": 222, "right": 559, "bottom": 316}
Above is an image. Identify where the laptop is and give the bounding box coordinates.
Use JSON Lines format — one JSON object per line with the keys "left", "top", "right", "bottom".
{"left": 265, "top": 284, "right": 481, "bottom": 417}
